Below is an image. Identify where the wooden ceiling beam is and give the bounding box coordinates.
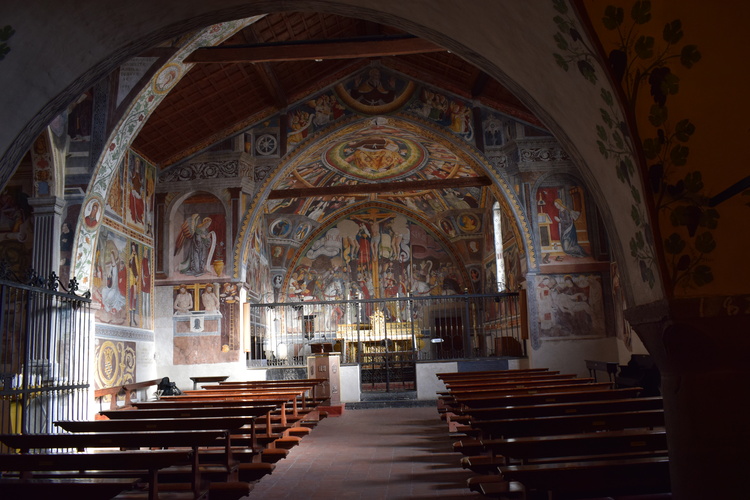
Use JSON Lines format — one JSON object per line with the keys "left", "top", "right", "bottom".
{"left": 267, "top": 176, "right": 492, "bottom": 200}
{"left": 184, "top": 37, "right": 445, "bottom": 64}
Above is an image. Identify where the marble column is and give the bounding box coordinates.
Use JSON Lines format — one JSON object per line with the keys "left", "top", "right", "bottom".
{"left": 28, "top": 196, "right": 65, "bottom": 281}
{"left": 627, "top": 298, "right": 750, "bottom": 500}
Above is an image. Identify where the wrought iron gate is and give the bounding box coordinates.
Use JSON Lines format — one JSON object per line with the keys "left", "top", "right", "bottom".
{"left": 249, "top": 291, "right": 525, "bottom": 393}
{"left": 0, "top": 267, "right": 91, "bottom": 443}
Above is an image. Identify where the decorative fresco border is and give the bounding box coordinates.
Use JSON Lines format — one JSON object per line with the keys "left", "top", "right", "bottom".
{"left": 72, "top": 17, "right": 261, "bottom": 291}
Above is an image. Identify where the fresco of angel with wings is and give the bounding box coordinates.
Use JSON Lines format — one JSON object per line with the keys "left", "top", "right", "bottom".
{"left": 175, "top": 213, "right": 216, "bottom": 276}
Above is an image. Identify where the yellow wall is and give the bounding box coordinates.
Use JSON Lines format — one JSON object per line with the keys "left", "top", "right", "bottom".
{"left": 583, "top": 1, "right": 750, "bottom": 298}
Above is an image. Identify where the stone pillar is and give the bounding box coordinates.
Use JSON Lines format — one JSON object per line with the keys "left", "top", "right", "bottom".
{"left": 28, "top": 196, "right": 65, "bottom": 279}
{"left": 626, "top": 299, "right": 750, "bottom": 500}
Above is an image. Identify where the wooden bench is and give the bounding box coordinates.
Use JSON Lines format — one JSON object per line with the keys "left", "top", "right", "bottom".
{"left": 453, "top": 386, "right": 643, "bottom": 410}
{"left": 0, "top": 449, "right": 196, "bottom": 500}
{"left": 443, "top": 373, "right": 578, "bottom": 389}
{"left": 436, "top": 368, "right": 551, "bottom": 382}
{"left": 496, "top": 455, "right": 670, "bottom": 499}
{"left": 469, "top": 409, "right": 665, "bottom": 441}
{"left": 159, "top": 393, "right": 303, "bottom": 428}
{"left": 94, "top": 378, "right": 162, "bottom": 411}
{"left": 189, "top": 376, "right": 229, "bottom": 390}
{"left": 462, "top": 396, "right": 663, "bottom": 421}
{"left": 0, "top": 477, "right": 140, "bottom": 499}
{"left": 585, "top": 359, "right": 619, "bottom": 383}
{"left": 214, "top": 378, "right": 327, "bottom": 400}
{"left": 99, "top": 405, "right": 276, "bottom": 446}
{"left": 481, "top": 428, "right": 667, "bottom": 464}
{"left": 0, "top": 430, "right": 231, "bottom": 496}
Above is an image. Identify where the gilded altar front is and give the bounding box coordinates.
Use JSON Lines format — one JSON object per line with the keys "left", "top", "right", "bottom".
{"left": 335, "top": 310, "right": 420, "bottom": 362}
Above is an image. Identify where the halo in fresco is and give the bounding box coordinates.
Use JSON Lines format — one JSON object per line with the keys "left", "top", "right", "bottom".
{"left": 323, "top": 134, "right": 427, "bottom": 181}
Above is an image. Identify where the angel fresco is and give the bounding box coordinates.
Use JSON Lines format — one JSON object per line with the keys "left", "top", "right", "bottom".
{"left": 175, "top": 214, "right": 216, "bottom": 277}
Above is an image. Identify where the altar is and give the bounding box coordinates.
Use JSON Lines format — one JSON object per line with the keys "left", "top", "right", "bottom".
{"left": 335, "top": 311, "right": 420, "bottom": 363}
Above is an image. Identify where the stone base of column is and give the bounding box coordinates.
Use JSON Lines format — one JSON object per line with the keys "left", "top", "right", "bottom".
{"left": 626, "top": 299, "right": 750, "bottom": 500}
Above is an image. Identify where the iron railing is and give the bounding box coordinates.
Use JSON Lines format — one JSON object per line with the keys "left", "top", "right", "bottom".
{"left": 0, "top": 265, "right": 91, "bottom": 445}
{"left": 248, "top": 292, "right": 525, "bottom": 368}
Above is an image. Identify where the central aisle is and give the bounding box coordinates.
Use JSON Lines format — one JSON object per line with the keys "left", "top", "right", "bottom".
{"left": 248, "top": 406, "right": 478, "bottom": 499}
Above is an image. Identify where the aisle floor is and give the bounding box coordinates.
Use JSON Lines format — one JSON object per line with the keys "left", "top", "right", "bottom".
{"left": 248, "top": 406, "right": 478, "bottom": 499}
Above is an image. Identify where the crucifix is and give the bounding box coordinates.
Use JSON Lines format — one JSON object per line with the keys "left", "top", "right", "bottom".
{"left": 352, "top": 208, "right": 396, "bottom": 298}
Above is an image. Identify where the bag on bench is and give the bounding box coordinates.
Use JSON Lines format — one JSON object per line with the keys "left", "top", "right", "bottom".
{"left": 158, "top": 377, "right": 182, "bottom": 396}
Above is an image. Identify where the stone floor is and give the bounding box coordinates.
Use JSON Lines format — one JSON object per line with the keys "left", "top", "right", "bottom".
{"left": 248, "top": 406, "right": 478, "bottom": 499}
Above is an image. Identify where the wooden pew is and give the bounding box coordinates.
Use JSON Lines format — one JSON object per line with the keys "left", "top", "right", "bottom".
{"left": 495, "top": 455, "right": 670, "bottom": 499}
{"left": 98, "top": 405, "right": 276, "bottom": 448}
{"left": 462, "top": 396, "right": 663, "bottom": 421}
{"left": 215, "top": 378, "right": 328, "bottom": 400}
{"left": 0, "top": 477, "right": 140, "bottom": 499}
{"left": 481, "top": 428, "right": 667, "bottom": 464}
{"left": 469, "top": 409, "right": 665, "bottom": 441}
{"left": 453, "top": 386, "right": 642, "bottom": 410}
{"left": 444, "top": 380, "right": 609, "bottom": 399}
{"left": 159, "top": 393, "right": 302, "bottom": 428}
{"left": 437, "top": 368, "right": 551, "bottom": 382}
{"left": 94, "top": 378, "right": 162, "bottom": 411}
{"left": 53, "top": 417, "right": 271, "bottom": 494}
{"left": 443, "top": 373, "right": 578, "bottom": 389}
{"left": 0, "top": 449, "right": 196, "bottom": 500}
{"left": 0, "top": 430, "right": 229, "bottom": 498}
{"left": 189, "top": 375, "right": 228, "bottom": 389}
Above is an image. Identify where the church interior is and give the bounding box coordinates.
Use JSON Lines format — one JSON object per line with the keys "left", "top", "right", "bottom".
{"left": 0, "top": 1, "right": 749, "bottom": 498}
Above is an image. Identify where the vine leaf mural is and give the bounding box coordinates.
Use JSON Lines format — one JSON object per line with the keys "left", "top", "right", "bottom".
{"left": 0, "top": 25, "right": 15, "bottom": 61}
{"left": 552, "top": 0, "right": 708, "bottom": 292}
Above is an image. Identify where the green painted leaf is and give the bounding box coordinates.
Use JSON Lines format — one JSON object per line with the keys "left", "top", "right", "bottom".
{"left": 552, "top": 0, "right": 568, "bottom": 14}
{"left": 630, "top": 237, "right": 640, "bottom": 257}
{"left": 553, "top": 15, "right": 568, "bottom": 31}
{"left": 692, "top": 265, "right": 713, "bottom": 286}
{"left": 695, "top": 231, "right": 716, "bottom": 254}
{"left": 670, "top": 144, "right": 689, "bottom": 166}
{"left": 624, "top": 155, "right": 635, "bottom": 176}
{"left": 600, "top": 108, "right": 614, "bottom": 128}
{"left": 597, "top": 124, "right": 608, "bottom": 141}
{"left": 642, "top": 137, "right": 662, "bottom": 159}
{"left": 700, "top": 208, "right": 719, "bottom": 230}
{"left": 663, "top": 19, "right": 684, "bottom": 44}
{"left": 681, "top": 45, "right": 702, "bottom": 68}
{"left": 635, "top": 231, "right": 645, "bottom": 249}
{"left": 674, "top": 119, "right": 695, "bottom": 142}
{"left": 648, "top": 104, "right": 668, "bottom": 127}
{"left": 663, "top": 71, "right": 680, "bottom": 95}
{"left": 631, "top": 1, "right": 652, "bottom": 24}
{"left": 597, "top": 140, "right": 609, "bottom": 158}
{"left": 0, "top": 25, "right": 15, "bottom": 42}
{"left": 684, "top": 171, "right": 703, "bottom": 193}
{"left": 613, "top": 131, "right": 624, "bottom": 149}
{"left": 600, "top": 87, "right": 614, "bottom": 106}
{"left": 603, "top": 5, "right": 624, "bottom": 30}
{"left": 631, "top": 204, "right": 641, "bottom": 225}
{"left": 554, "top": 32, "right": 569, "bottom": 51}
{"left": 635, "top": 35, "right": 655, "bottom": 59}
{"left": 554, "top": 53, "right": 570, "bottom": 71}
{"left": 577, "top": 59, "right": 597, "bottom": 84}
{"left": 664, "top": 233, "right": 686, "bottom": 254}
{"left": 631, "top": 185, "right": 642, "bottom": 203}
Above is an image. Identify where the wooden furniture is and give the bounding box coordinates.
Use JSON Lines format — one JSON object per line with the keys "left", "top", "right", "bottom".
{"left": 189, "top": 375, "right": 229, "bottom": 390}
{"left": 94, "top": 378, "right": 161, "bottom": 410}
{"left": 585, "top": 359, "right": 619, "bottom": 383}
{"left": 0, "top": 449, "right": 196, "bottom": 500}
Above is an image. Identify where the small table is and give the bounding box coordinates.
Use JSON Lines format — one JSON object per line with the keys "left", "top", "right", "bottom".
{"left": 189, "top": 375, "right": 229, "bottom": 389}
{"left": 585, "top": 360, "right": 619, "bottom": 383}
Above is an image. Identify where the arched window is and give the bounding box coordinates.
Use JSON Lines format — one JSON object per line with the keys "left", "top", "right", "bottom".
{"left": 492, "top": 201, "right": 506, "bottom": 292}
